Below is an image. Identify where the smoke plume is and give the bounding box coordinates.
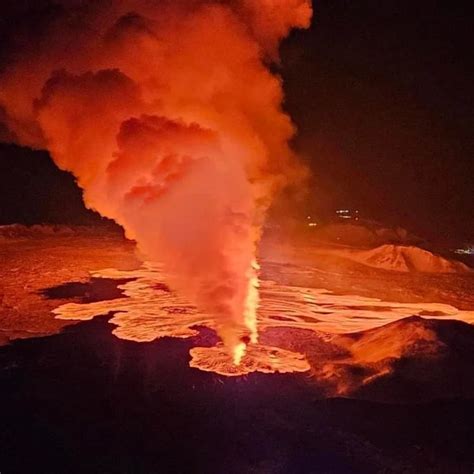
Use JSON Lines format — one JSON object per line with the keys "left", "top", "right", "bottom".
{"left": 0, "top": 0, "right": 312, "bottom": 358}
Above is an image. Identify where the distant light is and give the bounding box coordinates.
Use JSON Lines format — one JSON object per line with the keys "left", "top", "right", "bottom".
{"left": 308, "top": 222, "right": 318, "bottom": 227}
{"left": 454, "top": 247, "right": 474, "bottom": 255}
{"left": 307, "top": 215, "right": 311, "bottom": 219}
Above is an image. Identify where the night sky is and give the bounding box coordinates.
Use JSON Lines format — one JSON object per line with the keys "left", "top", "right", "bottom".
{"left": 281, "top": 0, "right": 473, "bottom": 239}
{"left": 0, "top": 0, "right": 472, "bottom": 240}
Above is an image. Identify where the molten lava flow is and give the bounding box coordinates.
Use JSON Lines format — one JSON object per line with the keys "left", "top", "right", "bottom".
{"left": 0, "top": 0, "right": 312, "bottom": 357}
{"left": 190, "top": 344, "right": 310, "bottom": 377}
{"left": 52, "top": 262, "right": 474, "bottom": 376}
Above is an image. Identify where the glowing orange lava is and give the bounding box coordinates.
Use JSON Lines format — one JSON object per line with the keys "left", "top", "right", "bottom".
{"left": 234, "top": 259, "right": 260, "bottom": 363}
{"left": 191, "top": 344, "right": 310, "bottom": 377}
{"left": 53, "top": 263, "right": 474, "bottom": 376}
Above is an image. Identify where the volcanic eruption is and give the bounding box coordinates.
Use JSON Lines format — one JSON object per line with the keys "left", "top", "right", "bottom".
{"left": 0, "top": 0, "right": 312, "bottom": 361}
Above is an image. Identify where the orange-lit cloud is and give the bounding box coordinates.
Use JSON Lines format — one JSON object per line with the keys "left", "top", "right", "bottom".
{"left": 0, "top": 0, "right": 312, "bottom": 356}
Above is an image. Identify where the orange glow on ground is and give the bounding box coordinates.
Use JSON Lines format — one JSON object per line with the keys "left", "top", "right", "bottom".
{"left": 52, "top": 263, "right": 474, "bottom": 377}
{"left": 191, "top": 343, "right": 310, "bottom": 376}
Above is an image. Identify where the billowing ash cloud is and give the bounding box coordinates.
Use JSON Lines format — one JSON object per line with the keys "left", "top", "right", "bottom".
{"left": 0, "top": 0, "right": 312, "bottom": 358}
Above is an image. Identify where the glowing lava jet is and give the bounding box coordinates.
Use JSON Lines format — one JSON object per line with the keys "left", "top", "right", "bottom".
{"left": 0, "top": 0, "right": 312, "bottom": 363}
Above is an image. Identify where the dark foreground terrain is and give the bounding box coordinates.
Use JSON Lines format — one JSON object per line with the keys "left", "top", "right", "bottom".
{"left": 1, "top": 314, "right": 473, "bottom": 474}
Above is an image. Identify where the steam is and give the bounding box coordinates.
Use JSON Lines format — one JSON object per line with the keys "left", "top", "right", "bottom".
{"left": 0, "top": 0, "right": 312, "bottom": 356}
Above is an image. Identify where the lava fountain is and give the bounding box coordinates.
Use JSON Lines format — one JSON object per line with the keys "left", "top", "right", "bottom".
{"left": 0, "top": 0, "right": 312, "bottom": 361}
